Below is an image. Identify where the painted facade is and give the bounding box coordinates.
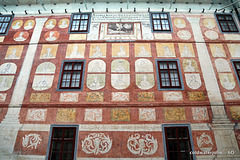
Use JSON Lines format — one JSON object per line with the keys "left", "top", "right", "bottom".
{"left": 0, "top": 9, "right": 240, "bottom": 160}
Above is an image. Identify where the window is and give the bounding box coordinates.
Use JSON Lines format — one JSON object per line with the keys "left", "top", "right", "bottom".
{"left": 0, "top": 15, "right": 13, "bottom": 35}
{"left": 164, "top": 126, "right": 194, "bottom": 160}
{"left": 216, "top": 14, "right": 239, "bottom": 33}
{"left": 69, "top": 13, "right": 91, "bottom": 33}
{"left": 232, "top": 60, "right": 240, "bottom": 85}
{"left": 58, "top": 60, "right": 85, "bottom": 91}
{"left": 47, "top": 126, "right": 78, "bottom": 160}
{"left": 150, "top": 12, "right": 172, "bottom": 32}
{"left": 156, "top": 60, "right": 183, "bottom": 90}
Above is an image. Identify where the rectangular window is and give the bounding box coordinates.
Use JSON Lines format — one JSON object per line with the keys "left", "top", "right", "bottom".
{"left": 0, "top": 15, "right": 13, "bottom": 35}
{"left": 164, "top": 126, "right": 193, "bottom": 160}
{"left": 233, "top": 60, "right": 240, "bottom": 85}
{"left": 216, "top": 14, "right": 239, "bottom": 33}
{"left": 48, "top": 127, "right": 77, "bottom": 160}
{"left": 157, "top": 60, "right": 182, "bottom": 89}
{"left": 69, "top": 13, "right": 91, "bottom": 33}
{"left": 150, "top": 12, "right": 172, "bottom": 32}
{"left": 58, "top": 60, "right": 85, "bottom": 91}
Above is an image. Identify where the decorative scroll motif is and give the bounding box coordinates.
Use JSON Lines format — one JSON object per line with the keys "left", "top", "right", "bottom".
{"left": 86, "top": 92, "right": 104, "bottom": 102}
{"left": 0, "top": 93, "right": 7, "bottom": 102}
{"left": 111, "top": 108, "right": 130, "bottom": 121}
{"left": 138, "top": 92, "right": 155, "bottom": 102}
{"left": 56, "top": 109, "right": 76, "bottom": 122}
{"left": 163, "top": 92, "right": 183, "bottom": 101}
{"left": 30, "top": 93, "right": 51, "bottom": 102}
{"left": 197, "top": 133, "right": 213, "bottom": 152}
{"left": 26, "top": 109, "right": 47, "bottom": 121}
{"left": 188, "top": 92, "right": 205, "bottom": 101}
{"left": 192, "top": 107, "right": 209, "bottom": 121}
{"left": 60, "top": 93, "right": 78, "bottom": 102}
{"left": 230, "top": 106, "right": 240, "bottom": 120}
{"left": 127, "top": 133, "right": 158, "bottom": 156}
{"left": 224, "top": 92, "right": 240, "bottom": 100}
{"left": 22, "top": 134, "right": 42, "bottom": 149}
{"left": 164, "top": 108, "right": 186, "bottom": 121}
{"left": 139, "top": 108, "right": 156, "bottom": 121}
{"left": 82, "top": 133, "right": 112, "bottom": 155}
{"left": 84, "top": 109, "right": 102, "bottom": 121}
{"left": 112, "top": 92, "right": 129, "bottom": 102}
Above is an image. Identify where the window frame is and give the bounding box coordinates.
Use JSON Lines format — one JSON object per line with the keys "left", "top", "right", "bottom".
{"left": 162, "top": 124, "right": 196, "bottom": 160}
{"left": 57, "top": 60, "right": 85, "bottom": 91}
{"left": 69, "top": 12, "right": 91, "bottom": 33}
{"left": 149, "top": 12, "right": 173, "bottom": 33}
{"left": 215, "top": 13, "right": 239, "bottom": 33}
{"left": 231, "top": 59, "right": 240, "bottom": 86}
{"left": 0, "top": 15, "right": 14, "bottom": 35}
{"left": 46, "top": 125, "right": 79, "bottom": 160}
{"left": 155, "top": 59, "right": 184, "bottom": 90}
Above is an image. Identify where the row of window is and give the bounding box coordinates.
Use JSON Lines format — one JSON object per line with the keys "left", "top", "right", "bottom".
{"left": 47, "top": 125, "right": 194, "bottom": 160}
{"left": 58, "top": 60, "right": 240, "bottom": 90}
{"left": 0, "top": 12, "right": 238, "bottom": 35}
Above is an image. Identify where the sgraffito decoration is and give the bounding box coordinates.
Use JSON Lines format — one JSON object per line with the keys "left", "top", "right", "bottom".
{"left": 22, "top": 134, "right": 42, "bottom": 149}
{"left": 230, "top": 106, "right": 240, "bottom": 120}
{"left": 197, "top": 133, "right": 213, "bottom": 152}
{"left": 139, "top": 108, "right": 156, "bottom": 121}
{"left": 127, "top": 133, "right": 158, "bottom": 156}
{"left": 164, "top": 108, "right": 186, "bottom": 121}
{"left": 111, "top": 108, "right": 130, "bottom": 121}
{"left": 82, "top": 133, "right": 112, "bottom": 155}
{"left": 26, "top": 109, "right": 47, "bottom": 121}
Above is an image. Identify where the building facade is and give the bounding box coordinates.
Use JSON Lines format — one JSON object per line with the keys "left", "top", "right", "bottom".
{"left": 0, "top": 1, "right": 240, "bottom": 160}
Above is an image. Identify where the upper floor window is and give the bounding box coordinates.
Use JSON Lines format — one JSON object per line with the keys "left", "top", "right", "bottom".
{"left": 164, "top": 126, "right": 194, "bottom": 160}
{"left": 0, "top": 15, "right": 13, "bottom": 35}
{"left": 232, "top": 60, "right": 240, "bottom": 85}
{"left": 69, "top": 13, "right": 91, "bottom": 33}
{"left": 150, "top": 12, "right": 172, "bottom": 32}
{"left": 47, "top": 126, "right": 78, "bottom": 160}
{"left": 156, "top": 60, "right": 183, "bottom": 90}
{"left": 216, "top": 14, "right": 239, "bottom": 33}
{"left": 58, "top": 60, "right": 85, "bottom": 91}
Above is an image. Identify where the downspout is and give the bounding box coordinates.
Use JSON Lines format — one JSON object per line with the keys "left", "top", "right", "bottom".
{"left": 169, "top": 0, "right": 174, "bottom": 9}
{"left": 231, "top": 0, "right": 240, "bottom": 22}
{"left": 37, "top": 0, "right": 46, "bottom": 11}
{"left": 84, "top": 0, "right": 88, "bottom": 10}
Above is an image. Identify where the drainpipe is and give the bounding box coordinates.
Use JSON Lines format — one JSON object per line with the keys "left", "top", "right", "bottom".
{"left": 231, "top": 0, "right": 240, "bottom": 22}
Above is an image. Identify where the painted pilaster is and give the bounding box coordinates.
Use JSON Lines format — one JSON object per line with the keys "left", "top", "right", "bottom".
{"left": 0, "top": 18, "right": 47, "bottom": 158}
{"left": 187, "top": 17, "right": 240, "bottom": 159}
